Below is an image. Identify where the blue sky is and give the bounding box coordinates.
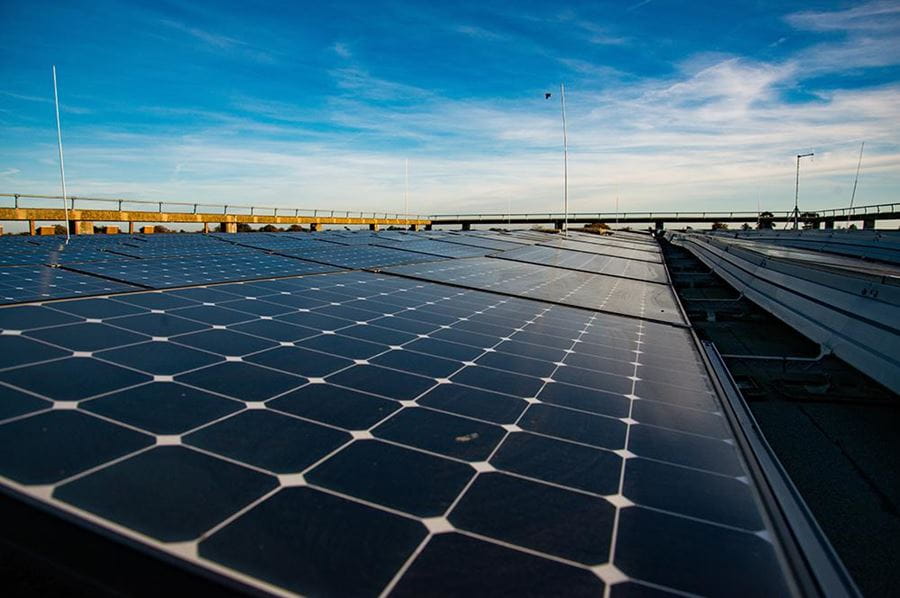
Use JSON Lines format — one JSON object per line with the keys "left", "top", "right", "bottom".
{"left": 1, "top": 0, "right": 898, "bottom": 217}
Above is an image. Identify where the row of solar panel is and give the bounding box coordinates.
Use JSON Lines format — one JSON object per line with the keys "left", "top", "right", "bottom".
{"left": 0, "top": 270, "right": 791, "bottom": 597}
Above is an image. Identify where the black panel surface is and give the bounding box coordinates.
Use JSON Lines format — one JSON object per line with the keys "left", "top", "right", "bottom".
{"left": 0, "top": 251, "right": 797, "bottom": 596}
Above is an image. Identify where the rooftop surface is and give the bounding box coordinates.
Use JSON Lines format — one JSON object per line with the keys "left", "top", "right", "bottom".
{"left": 0, "top": 226, "right": 895, "bottom": 596}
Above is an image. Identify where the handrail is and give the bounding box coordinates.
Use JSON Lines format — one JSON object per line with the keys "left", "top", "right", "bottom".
{"left": 0, "top": 193, "right": 425, "bottom": 221}
{"left": 2, "top": 192, "right": 896, "bottom": 223}
{"left": 428, "top": 202, "right": 899, "bottom": 221}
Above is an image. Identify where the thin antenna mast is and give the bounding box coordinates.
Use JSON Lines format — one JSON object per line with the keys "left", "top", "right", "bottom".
{"left": 52, "top": 66, "right": 71, "bottom": 243}
{"left": 560, "top": 83, "right": 568, "bottom": 237}
{"left": 792, "top": 152, "right": 814, "bottom": 231}
{"left": 847, "top": 142, "right": 864, "bottom": 227}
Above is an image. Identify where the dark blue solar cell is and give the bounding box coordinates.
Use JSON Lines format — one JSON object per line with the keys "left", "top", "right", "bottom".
{"left": 634, "top": 379, "right": 718, "bottom": 411}
{"left": 169, "top": 287, "right": 244, "bottom": 303}
{"left": 0, "top": 335, "right": 69, "bottom": 368}
{"left": 631, "top": 399, "right": 729, "bottom": 439}
{"left": 276, "top": 311, "right": 353, "bottom": 332}
{"left": 26, "top": 322, "right": 148, "bottom": 352}
{"left": 297, "top": 333, "right": 388, "bottom": 360}
{"left": 96, "top": 341, "right": 223, "bottom": 375}
{"left": 55, "top": 446, "right": 277, "bottom": 542}
{"left": 200, "top": 487, "right": 427, "bottom": 596}
{"left": 230, "top": 318, "right": 319, "bottom": 342}
{"left": 110, "top": 312, "right": 207, "bottom": 337}
{"left": 417, "top": 383, "right": 527, "bottom": 424}
{"left": 246, "top": 346, "right": 352, "bottom": 378}
{"left": 173, "top": 329, "right": 277, "bottom": 356}
{"left": 491, "top": 432, "right": 621, "bottom": 495}
{"left": 307, "top": 440, "right": 473, "bottom": 517}
{"left": 176, "top": 362, "right": 303, "bottom": 402}
{"left": 552, "top": 365, "right": 633, "bottom": 395}
{"left": 536, "top": 382, "right": 630, "bottom": 418}
{"left": 0, "top": 305, "right": 81, "bottom": 330}
{"left": 475, "top": 351, "right": 557, "bottom": 378}
{"left": 430, "top": 326, "right": 497, "bottom": 348}
{"left": 373, "top": 407, "right": 505, "bottom": 461}
{"left": 628, "top": 423, "right": 743, "bottom": 476}
{"left": 519, "top": 403, "right": 626, "bottom": 450}
{"left": 403, "top": 337, "right": 484, "bottom": 362}
{"left": 449, "top": 472, "right": 615, "bottom": 564}
{"left": 0, "top": 385, "right": 51, "bottom": 420}
{"left": 340, "top": 323, "right": 417, "bottom": 346}
{"left": 391, "top": 533, "right": 605, "bottom": 597}
{"left": 0, "top": 410, "right": 153, "bottom": 484}
{"left": 327, "top": 364, "right": 436, "bottom": 400}
{"left": 610, "top": 582, "right": 683, "bottom": 598}
{"left": 623, "top": 458, "right": 761, "bottom": 529}
{"left": 614, "top": 507, "right": 789, "bottom": 596}
{"left": 0, "top": 357, "right": 151, "bottom": 401}
{"left": 369, "top": 315, "right": 439, "bottom": 335}
{"left": 371, "top": 350, "right": 461, "bottom": 378}
{"left": 495, "top": 341, "right": 570, "bottom": 363}
{"left": 113, "top": 292, "right": 198, "bottom": 310}
{"left": 186, "top": 410, "right": 350, "bottom": 472}
{"left": 49, "top": 297, "right": 148, "bottom": 319}
{"left": 269, "top": 384, "right": 399, "bottom": 430}
{"left": 170, "top": 305, "right": 255, "bottom": 326}
{"left": 564, "top": 352, "right": 637, "bottom": 377}
{"left": 219, "top": 298, "right": 294, "bottom": 317}
{"left": 451, "top": 365, "right": 543, "bottom": 398}
{"left": 82, "top": 382, "right": 242, "bottom": 434}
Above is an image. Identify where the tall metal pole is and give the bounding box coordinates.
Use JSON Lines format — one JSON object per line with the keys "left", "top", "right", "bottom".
{"left": 848, "top": 142, "right": 864, "bottom": 227}
{"left": 793, "top": 152, "right": 813, "bottom": 231}
{"left": 404, "top": 158, "right": 409, "bottom": 218}
{"left": 52, "top": 65, "right": 71, "bottom": 243}
{"left": 560, "top": 83, "right": 568, "bottom": 237}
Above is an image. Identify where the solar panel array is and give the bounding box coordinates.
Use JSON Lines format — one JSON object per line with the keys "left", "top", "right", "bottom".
{"left": 0, "top": 228, "right": 805, "bottom": 596}
{"left": 384, "top": 257, "right": 685, "bottom": 325}
{"left": 495, "top": 244, "right": 669, "bottom": 283}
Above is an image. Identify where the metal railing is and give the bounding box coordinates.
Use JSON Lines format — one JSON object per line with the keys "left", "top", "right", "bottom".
{"left": 0, "top": 193, "right": 426, "bottom": 221}
{"left": 428, "top": 203, "right": 900, "bottom": 222}
{"left": 2, "top": 192, "right": 897, "bottom": 223}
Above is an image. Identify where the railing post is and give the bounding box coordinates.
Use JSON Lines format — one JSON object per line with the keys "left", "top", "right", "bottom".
{"left": 118, "top": 200, "right": 122, "bottom": 211}
{"left": 13, "top": 194, "right": 18, "bottom": 209}
{"left": 158, "top": 202, "right": 163, "bottom": 212}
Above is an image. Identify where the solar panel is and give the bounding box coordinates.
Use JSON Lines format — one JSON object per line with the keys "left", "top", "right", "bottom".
{"left": 495, "top": 245, "right": 669, "bottom": 283}
{"left": 62, "top": 254, "right": 340, "bottom": 288}
{"left": 538, "top": 238, "right": 664, "bottom": 263}
{"left": 440, "top": 234, "right": 532, "bottom": 251}
{"left": 383, "top": 257, "right": 685, "bottom": 325}
{"left": 276, "top": 245, "right": 448, "bottom": 269}
{"left": 0, "top": 269, "right": 795, "bottom": 596}
{"left": 0, "top": 265, "right": 140, "bottom": 304}
{"left": 373, "top": 239, "right": 491, "bottom": 259}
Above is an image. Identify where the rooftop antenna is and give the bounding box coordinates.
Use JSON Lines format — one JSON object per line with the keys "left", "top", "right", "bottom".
{"left": 847, "top": 142, "right": 864, "bottom": 228}
{"left": 545, "top": 84, "right": 568, "bottom": 237}
{"left": 791, "top": 152, "right": 814, "bottom": 231}
{"left": 52, "top": 65, "right": 71, "bottom": 244}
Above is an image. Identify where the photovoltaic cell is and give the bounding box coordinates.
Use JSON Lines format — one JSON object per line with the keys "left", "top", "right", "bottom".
{"left": 0, "top": 268, "right": 796, "bottom": 597}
